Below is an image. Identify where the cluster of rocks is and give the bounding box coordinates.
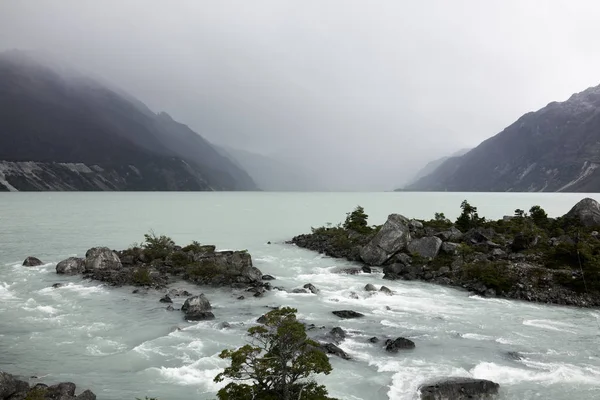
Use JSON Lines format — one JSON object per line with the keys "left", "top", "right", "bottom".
{"left": 0, "top": 371, "right": 95, "bottom": 400}
{"left": 291, "top": 198, "right": 600, "bottom": 307}
{"left": 22, "top": 243, "right": 265, "bottom": 292}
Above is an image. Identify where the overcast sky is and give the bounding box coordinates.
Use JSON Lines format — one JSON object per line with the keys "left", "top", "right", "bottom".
{"left": 2, "top": 1, "right": 600, "bottom": 190}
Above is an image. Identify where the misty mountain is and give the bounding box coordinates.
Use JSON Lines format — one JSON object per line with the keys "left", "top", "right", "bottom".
{"left": 0, "top": 50, "right": 257, "bottom": 191}
{"left": 216, "top": 146, "right": 326, "bottom": 191}
{"left": 402, "top": 148, "right": 471, "bottom": 187}
{"left": 405, "top": 84, "right": 600, "bottom": 192}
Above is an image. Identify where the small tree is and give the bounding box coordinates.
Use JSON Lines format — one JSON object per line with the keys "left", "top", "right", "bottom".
{"left": 343, "top": 206, "right": 370, "bottom": 234}
{"left": 455, "top": 200, "right": 484, "bottom": 231}
{"left": 529, "top": 205, "right": 548, "bottom": 227}
{"left": 214, "top": 307, "right": 337, "bottom": 400}
{"left": 514, "top": 209, "right": 526, "bottom": 218}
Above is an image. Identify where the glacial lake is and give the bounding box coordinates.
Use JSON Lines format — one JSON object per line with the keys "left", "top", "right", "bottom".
{"left": 1, "top": 192, "right": 599, "bottom": 400}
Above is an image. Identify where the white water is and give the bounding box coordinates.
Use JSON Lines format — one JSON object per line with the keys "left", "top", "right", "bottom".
{"left": 1, "top": 192, "right": 600, "bottom": 400}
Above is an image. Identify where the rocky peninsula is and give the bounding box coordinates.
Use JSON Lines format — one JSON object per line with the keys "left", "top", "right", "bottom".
{"left": 291, "top": 198, "right": 600, "bottom": 307}
{"left": 0, "top": 371, "right": 95, "bottom": 400}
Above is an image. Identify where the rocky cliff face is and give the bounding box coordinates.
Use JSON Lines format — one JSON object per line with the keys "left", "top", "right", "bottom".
{"left": 0, "top": 50, "right": 257, "bottom": 191}
{"left": 405, "top": 84, "right": 600, "bottom": 192}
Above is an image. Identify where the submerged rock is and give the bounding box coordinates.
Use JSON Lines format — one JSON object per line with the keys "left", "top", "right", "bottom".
{"left": 419, "top": 377, "right": 499, "bottom": 400}
{"left": 327, "top": 327, "right": 346, "bottom": 343}
{"left": 319, "top": 343, "right": 351, "bottom": 360}
{"left": 379, "top": 286, "right": 393, "bottom": 295}
{"left": 332, "top": 310, "right": 364, "bottom": 319}
{"left": 22, "top": 256, "right": 43, "bottom": 267}
{"left": 56, "top": 257, "right": 85, "bottom": 275}
{"left": 303, "top": 283, "right": 320, "bottom": 294}
{"left": 159, "top": 295, "right": 173, "bottom": 303}
{"left": 364, "top": 283, "right": 377, "bottom": 292}
{"left": 385, "top": 337, "right": 415, "bottom": 352}
{"left": 360, "top": 214, "right": 411, "bottom": 265}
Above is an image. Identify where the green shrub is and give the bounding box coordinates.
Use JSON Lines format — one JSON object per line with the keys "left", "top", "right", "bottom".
{"left": 186, "top": 261, "right": 222, "bottom": 279}
{"left": 142, "top": 231, "right": 175, "bottom": 260}
{"left": 181, "top": 240, "right": 203, "bottom": 253}
{"left": 343, "top": 206, "right": 372, "bottom": 234}
{"left": 455, "top": 200, "right": 485, "bottom": 231}
{"left": 132, "top": 267, "right": 153, "bottom": 285}
{"left": 463, "top": 261, "right": 515, "bottom": 293}
{"left": 25, "top": 388, "right": 47, "bottom": 400}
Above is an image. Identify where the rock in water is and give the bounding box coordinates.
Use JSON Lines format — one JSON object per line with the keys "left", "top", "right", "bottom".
{"left": 182, "top": 294, "right": 215, "bottom": 321}
{"left": 379, "top": 286, "right": 393, "bottom": 295}
{"left": 360, "top": 214, "right": 411, "bottom": 266}
{"left": 385, "top": 337, "right": 416, "bottom": 352}
{"left": 22, "top": 256, "right": 43, "bottom": 267}
{"left": 327, "top": 327, "right": 346, "bottom": 343}
{"left": 84, "top": 247, "right": 122, "bottom": 272}
{"left": 364, "top": 283, "right": 377, "bottom": 292}
{"left": 419, "top": 377, "right": 499, "bottom": 400}
{"left": 303, "top": 283, "right": 320, "bottom": 294}
{"left": 56, "top": 257, "right": 85, "bottom": 274}
{"left": 564, "top": 198, "right": 600, "bottom": 227}
{"left": 319, "top": 343, "right": 351, "bottom": 360}
{"left": 332, "top": 310, "right": 364, "bottom": 319}
{"left": 407, "top": 236, "right": 443, "bottom": 259}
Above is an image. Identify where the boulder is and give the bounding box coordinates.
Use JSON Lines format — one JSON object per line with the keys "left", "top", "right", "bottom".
{"left": 332, "top": 310, "right": 364, "bottom": 319}
{"left": 159, "top": 295, "right": 173, "bottom": 303}
{"left": 292, "top": 288, "right": 309, "bottom": 294}
{"left": 564, "top": 198, "right": 600, "bottom": 227}
{"left": 319, "top": 343, "right": 351, "bottom": 360}
{"left": 361, "top": 265, "right": 372, "bottom": 273}
{"left": 51, "top": 283, "right": 63, "bottom": 289}
{"left": 187, "top": 250, "right": 263, "bottom": 285}
{"left": 409, "top": 219, "right": 424, "bottom": 230}
{"left": 327, "top": 327, "right": 346, "bottom": 343}
{"left": 0, "top": 371, "right": 17, "bottom": 398}
{"left": 419, "top": 377, "right": 499, "bottom": 400}
{"left": 407, "top": 237, "right": 442, "bottom": 259}
{"left": 441, "top": 242, "right": 460, "bottom": 255}
{"left": 464, "top": 228, "right": 492, "bottom": 244}
{"left": 385, "top": 337, "right": 415, "bottom": 352}
{"left": 368, "top": 336, "right": 379, "bottom": 343}
{"left": 182, "top": 294, "right": 215, "bottom": 321}
{"left": 261, "top": 275, "right": 276, "bottom": 280}
{"left": 84, "top": 247, "right": 122, "bottom": 272}
{"left": 303, "top": 283, "right": 320, "bottom": 294}
{"left": 76, "top": 390, "right": 97, "bottom": 399}
{"left": 22, "top": 256, "right": 43, "bottom": 267}
{"left": 379, "top": 286, "right": 393, "bottom": 295}
{"left": 56, "top": 257, "right": 85, "bottom": 275}
{"left": 360, "top": 214, "right": 411, "bottom": 266}
{"left": 437, "top": 227, "right": 463, "bottom": 242}
{"left": 47, "top": 382, "right": 76, "bottom": 397}
{"left": 364, "top": 283, "right": 377, "bottom": 292}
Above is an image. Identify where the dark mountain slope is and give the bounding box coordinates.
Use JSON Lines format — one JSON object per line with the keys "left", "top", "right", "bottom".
{"left": 0, "top": 50, "right": 257, "bottom": 191}
{"left": 406, "top": 85, "right": 600, "bottom": 192}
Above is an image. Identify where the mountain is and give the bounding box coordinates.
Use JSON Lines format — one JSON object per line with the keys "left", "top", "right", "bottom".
{"left": 402, "top": 148, "right": 471, "bottom": 187}
{"left": 405, "top": 84, "right": 600, "bottom": 192}
{"left": 0, "top": 50, "right": 258, "bottom": 191}
{"left": 216, "top": 146, "right": 327, "bottom": 191}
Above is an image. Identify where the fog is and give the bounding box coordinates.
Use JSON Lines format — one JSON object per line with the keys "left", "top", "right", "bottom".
{"left": 2, "top": 1, "right": 600, "bottom": 190}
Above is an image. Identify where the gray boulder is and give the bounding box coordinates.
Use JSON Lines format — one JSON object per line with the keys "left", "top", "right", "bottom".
{"left": 332, "top": 310, "right": 364, "bottom": 319}
{"left": 364, "top": 283, "right": 377, "bottom": 292}
{"left": 441, "top": 242, "right": 460, "bottom": 254}
{"left": 408, "top": 237, "right": 442, "bottom": 258}
{"left": 379, "top": 286, "right": 393, "bottom": 295}
{"left": 360, "top": 214, "right": 411, "bottom": 266}
{"left": 0, "top": 371, "right": 17, "bottom": 398}
{"left": 409, "top": 219, "right": 424, "bottom": 230}
{"left": 22, "top": 256, "right": 43, "bottom": 267}
{"left": 437, "top": 227, "right": 463, "bottom": 242}
{"left": 419, "top": 377, "right": 499, "bottom": 400}
{"left": 327, "top": 327, "right": 346, "bottom": 343}
{"left": 385, "top": 337, "right": 415, "bottom": 352}
{"left": 84, "top": 247, "right": 122, "bottom": 272}
{"left": 303, "top": 283, "right": 320, "bottom": 294}
{"left": 319, "top": 343, "right": 351, "bottom": 360}
{"left": 564, "top": 198, "right": 600, "bottom": 227}
{"left": 182, "top": 294, "right": 215, "bottom": 321}
{"left": 77, "top": 390, "right": 97, "bottom": 399}
{"left": 188, "top": 250, "right": 262, "bottom": 285}
{"left": 56, "top": 257, "right": 85, "bottom": 275}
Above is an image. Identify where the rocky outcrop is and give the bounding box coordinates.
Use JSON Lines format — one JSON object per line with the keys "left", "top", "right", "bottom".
{"left": 319, "top": 343, "right": 351, "bottom": 360}
{"left": 0, "top": 371, "right": 95, "bottom": 400}
{"left": 565, "top": 198, "right": 600, "bottom": 227}
{"left": 419, "top": 378, "right": 499, "bottom": 400}
{"left": 327, "top": 327, "right": 346, "bottom": 344}
{"left": 54, "top": 239, "right": 264, "bottom": 290}
{"left": 407, "top": 237, "right": 442, "bottom": 258}
{"left": 359, "top": 214, "right": 411, "bottom": 265}
{"left": 181, "top": 294, "right": 215, "bottom": 321}
{"left": 303, "top": 283, "right": 319, "bottom": 294}
{"left": 56, "top": 257, "right": 85, "bottom": 275}
{"left": 22, "top": 256, "right": 43, "bottom": 267}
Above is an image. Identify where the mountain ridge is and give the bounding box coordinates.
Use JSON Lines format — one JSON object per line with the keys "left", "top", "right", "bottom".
{"left": 405, "top": 83, "right": 600, "bottom": 192}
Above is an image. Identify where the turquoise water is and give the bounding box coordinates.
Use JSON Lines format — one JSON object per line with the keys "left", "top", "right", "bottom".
{"left": 1, "top": 192, "right": 599, "bottom": 400}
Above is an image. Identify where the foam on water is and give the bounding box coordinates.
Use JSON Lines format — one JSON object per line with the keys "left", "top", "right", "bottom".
{"left": 472, "top": 360, "right": 600, "bottom": 385}
{"left": 523, "top": 319, "right": 578, "bottom": 334}
{"left": 0, "top": 282, "right": 16, "bottom": 299}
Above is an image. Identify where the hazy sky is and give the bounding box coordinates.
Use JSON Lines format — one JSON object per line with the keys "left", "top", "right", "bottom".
{"left": 2, "top": 1, "right": 600, "bottom": 190}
